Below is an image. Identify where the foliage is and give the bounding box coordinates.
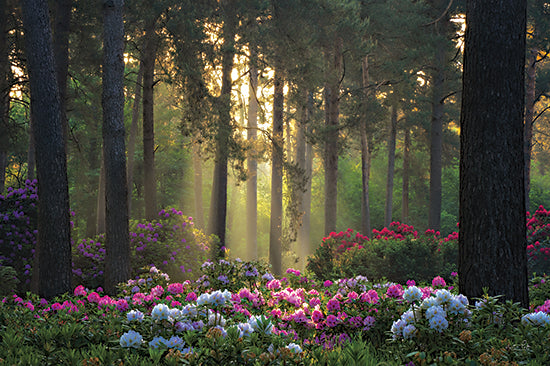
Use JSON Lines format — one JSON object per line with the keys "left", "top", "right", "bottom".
{"left": 526, "top": 205, "right": 550, "bottom": 275}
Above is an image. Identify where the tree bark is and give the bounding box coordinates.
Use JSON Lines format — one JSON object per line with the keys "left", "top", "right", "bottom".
{"left": 22, "top": 0, "right": 71, "bottom": 299}
{"left": 246, "top": 52, "right": 258, "bottom": 261}
{"left": 524, "top": 48, "right": 536, "bottom": 213}
{"left": 102, "top": 0, "right": 129, "bottom": 295}
{"left": 208, "top": 0, "right": 236, "bottom": 259}
{"left": 96, "top": 150, "right": 106, "bottom": 234}
{"left": 402, "top": 126, "right": 411, "bottom": 223}
{"left": 269, "top": 68, "right": 284, "bottom": 276}
{"left": 192, "top": 141, "right": 204, "bottom": 229}
{"left": 142, "top": 17, "right": 158, "bottom": 220}
{"left": 384, "top": 105, "right": 397, "bottom": 227}
{"left": 27, "top": 113, "right": 36, "bottom": 182}
{"left": 458, "top": 0, "right": 529, "bottom": 307}
{"left": 127, "top": 61, "right": 143, "bottom": 216}
{"left": 53, "top": 0, "right": 71, "bottom": 153}
{"left": 428, "top": 20, "right": 446, "bottom": 231}
{"left": 360, "top": 56, "right": 371, "bottom": 235}
{"left": 324, "top": 37, "right": 342, "bottom": 235}
{"left": 0, "top": 0, "right": 9, "bottom": 193}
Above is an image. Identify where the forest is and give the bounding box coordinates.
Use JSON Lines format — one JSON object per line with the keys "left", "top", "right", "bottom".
{"left": 1, "top": 1, "right": 550, "bottom": 293}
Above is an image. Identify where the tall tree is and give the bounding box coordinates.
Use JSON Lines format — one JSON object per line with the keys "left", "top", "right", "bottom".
{"left": 127, "top": 61, "right": 143, "bottom": 215}
{"left": 208, "top": 0, "right": 236, "bottom": 258}
{"left": 402, "top": 125, "right": 411, "bottom": 222}
{"left": 360, "top": 56, "right": 372, "bottom": 235}
{"left": 0, "top": 0, "right": 9, "bottom": 193}
{"left": 384, "top": 105, "right": 398, "bottom": 227}
{"left": 269, "top": 68, "right": 284, "bottom": 276}
{"left": 458, "top": 0, "right": 529, "bottom": 307}
{"left": 102, "top": 0, "right": 129, "bottom": 295}
{"left": 246, "top": 51, "right": 259, "bottom": 261}
{"left": 22, "top": 0, "right": 71, "bottom": 299}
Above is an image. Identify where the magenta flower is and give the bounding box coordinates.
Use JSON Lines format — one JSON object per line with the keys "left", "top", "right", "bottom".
{"left": 386, "top": 284, "right": 403, "bottom": 298}
{"left": 323, "top": 280, "right": 333, "bottom": 287}
{"left": 87, "top": 292, "right": 100, "bottom": 303}
{"left": 326, "top": 314, "right": 339, "bottom": 327}
{"left": 311, "top": 309, "right": 324, "bottom": 323}
{"left": 432, "top": 276, "right": 446, "bottom": 287}
{"left": 327, "top": 298, "right": 341, "bottom": 312}
{"left": 185, "top": 292, "right": 197, "bottom": 302}
{"left": 74, "top": 285, "right": 87, "bottom": 297}
{"left": 360, "top": 289, "right": 379, "bottom": 304}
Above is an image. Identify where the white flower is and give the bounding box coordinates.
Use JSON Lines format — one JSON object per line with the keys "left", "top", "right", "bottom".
{"left": 286, "top": 343, "right": 302, "bottom": 354}
{"left": 403, "top": 286, "right": 423, "bottom": 303}
{"left": 402, "top": 324, "right": 417, "bottom": 339}
{"left": 447, "top": 298, "right": 466, "bottom": 315}
{"left": 429, "top": 314, "right": 449, "bottom": 332}
{"left": 425, "top": 305, "right": 446, "bottom": 320}
{"left": 435, "top": 289, "right": 453, "bottom": 305}
{"left": 391, "top": 319, "right": 407, "bottom": 338}
{"left": 149, "top": 336, "right": 167, "bottom": 349}
{"left": 522, "top": 311, "right": 550, "bottom": 327}
{"left": 126, "top": 309, "right": 144, "bottom": 322}
{"left": 164, "top": 336, "right": 185, "bottom": 350}
{"left": 421, "top": 297, "right": 439, "bottom": 310}
{"left": 236, "top": 322, "right": 254, "bottom": 337}
{"left": 400, "top": 310, "right": 415, "bottom": 324}
{"left": 119, "top": 330, "right": 143, "bottom": 348}
{"left": 151, "top": 303, "right": 170, "bottom": 321}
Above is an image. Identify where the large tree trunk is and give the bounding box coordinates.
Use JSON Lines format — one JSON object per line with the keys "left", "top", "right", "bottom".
{"left": 102, "top": 0, "right": 129, "bottom": 295}
{"left": 96, "top": 150, "right": 106, "bottom": 234}
{"left": 269, "top": 69, "right": 284, "bottom": 276}
{"left": 0, "top": 0, "right": 9, "bottom": 193}
{"left": 192, "top": 142, "right": 204, "bottom": 229}
{"left": 324, "top": 38, "right": 342, "bottom": 235}
{"left": 402, "top": 126, "right": 411, "bottom": 223}
{"left": 428, "top": 30, "right": 446, "bottom": 231}
{"left": 246, "top": 52, "right": 258, "bottom": 261}
{"left": 127, "top": 61, "right": 143, "bottom": 216}
{"left": 208, "top": 0, "right": 236, "bottom": 259}
{"left": 142, "top": 17, "right": 158, "bottom": 220}
{"left": 360, "top": 56, "right": 371, "bottom": 235}
{"left": 524, "top": 48, "right": 536, "bottom": 213}
{"left": 27, "top": 114, "right": 36, "bottom": 181}
{"left": 458, "top": 0, "right": 528, "bottom": 307}
{"left": 53, "top": 0, "right": 71, "bottom": 153}
{"left": 384, "top": 105, "right": 397, "bottom": 227}
{"left": 22, "top": 0, "right": 72, "bottom": 299}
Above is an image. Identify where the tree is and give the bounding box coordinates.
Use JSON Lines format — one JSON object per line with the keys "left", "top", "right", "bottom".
{"left": 246, "top": 50, "right": 259, "bottom": 261}
{"left": 458, "top": 0, "right": 529, "bottom": 307}
{"left": 0, "top": 0, "right": 9, "bottom": 193}
{"left": 102, "top": 0, "right": 129, "bottom": 295}
{"left": 21, "top": 0, "right": 71, "bottom": 299}
{"left": 384, "top": 105, "right": 398, "bottom": 227}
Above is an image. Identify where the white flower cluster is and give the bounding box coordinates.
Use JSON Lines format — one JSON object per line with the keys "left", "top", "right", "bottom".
{"left": 196, "top": 289, "right": 232, "bottom": 307}
{"left": 392, "top": 287, "right": 471, "bottom": 340}
{"left": 119, "top": 330, "right": 143, "bottom": 348}
{"left": 521, "top": 311, "right": 550, "bottom": 327}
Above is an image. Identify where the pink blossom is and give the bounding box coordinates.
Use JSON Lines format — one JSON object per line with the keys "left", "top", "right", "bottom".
{"left": 116, "top": 299, "right": 129, "bottom": 311}
{"left": 360, "top": 289, "right": 379, "bottom": 304}
{"left": 150, "top": 285, "right": 164, "bottom": 297}
{"left": 267, "top": 279, "right": 281, "bottom": 290}
{"left": 386, "top": 284, "right": 403, "bottom": 298}
{"left": 167, "top": 283, "right": 184, "bottom": 294}
{"left": 323, "top": 280, "right": 333, "bottom": 287}
{"left": 326, "top": 314, "right": 339, "bottom": 327}
{"left": 87, "top": 292, "right": 100, "bottom": 303}
{"left": 327, "top": 298, "right": 341, "bottom": 312}
{"left": 432, "top": 276, "right": 446, "bottom": 287}
{"left": 185, "top": 292, "right": 197, "bottom": 302}
{"left": 74, "top": 285, "right": 87, "bottom": 296}
{"left": 311, "top": 309, "right": 324, "bottom": 323}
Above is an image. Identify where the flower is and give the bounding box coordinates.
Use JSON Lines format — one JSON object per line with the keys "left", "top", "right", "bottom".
{"left": 432, "top": 276, "right": 446, "bottom": 287}
{"left": 286, "top": 343, "right": 302, "bottom": 354}
{"left": 127, "top": 309, "right": 144, "bottom": 322}
{"left": 151, "top": 303, "right": 170, "bottom": 321}
{"left": 403, "top": 286, "right": 423, "bottom": 303}
{"left": 429, "top": 314, "right": 449, "bottom": 332}
{"left": 402, "top": 324, "right": 417, "bottom": 339}
{"left": 120, "top": 330, "right": 143, "bottom": 348}
{"left": 522, "top": 311, "right": 550, "bottom": 327}
{"left": 326, "top": 298, "right": 341, "bottom": 312}
{"left": 425, "top": 305, "right": 446, "bottom": 320}
{"left": 326, "top": 314, "right": 339, "bottom": 327}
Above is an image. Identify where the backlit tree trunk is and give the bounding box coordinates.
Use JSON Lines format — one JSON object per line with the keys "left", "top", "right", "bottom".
{"left": 458, "top": 0, "right": 529, "bottom": 307}
{"left": 53, "top": 0, "right": 71, "bottom": 153}
{"left": 22, "top": 0, "right": 71, "bottom": 299}
{"left": 0, "top": 0, "right": 9, "bottom": 193}
{"left": 127, "top": 61, "right": 143, "bottom": 215}
{"left": 524, "top": 48, "right": 536, "bottom": 212}
{"left": 402, "top": 127, "right": 411, "bottom": 223}
{"left": 192, "top": 141, "right": 204, "bottom": 229}
{"left": 246, "top": 52, "right": 258, "bottom": 261}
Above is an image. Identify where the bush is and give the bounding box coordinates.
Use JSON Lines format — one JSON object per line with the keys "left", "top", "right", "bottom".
{"left": 72, "top": 208, "right": 210, "bottom": 288}
{"left": 527, "top": 205, "right": 550, "bottom": 276}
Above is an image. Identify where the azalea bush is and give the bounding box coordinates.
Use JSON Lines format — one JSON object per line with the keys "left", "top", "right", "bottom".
{"left": 527, "top": 205, "right": 550, "bottom": 275}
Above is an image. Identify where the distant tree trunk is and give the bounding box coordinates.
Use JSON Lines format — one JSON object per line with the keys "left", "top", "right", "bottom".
{"left": 96, "top": 151, "right": 106, "bottom": 234}
{"left": 208, "top": 0, "right": 236, "bottom": 259}
{"left": 360, "top": 56, "right": 371, "bottom": 235}
{"left": 384, "top": 105, "right": 397, "bottom": 227}
{"left": 27, "top": 113, "right": 36, "bottom": 181}
{"left": 524, "top": 48, "right": 536, "bottom": 213}
{"left": 142, "top": 17, "right": 158, "bottom": 220}
{"left": 428, "top": 17, "right": 447, "bottom": 231}
{"left": 0, "top": 0, "right": 9, "bottom": 193}
{"left": 459, "top": 0, "right": 528, "bottom": 307}
{"left": 53, "top": 0, "right": 71, "bottom": 152}
{"left": 402, "top": 126, "right": 411, "bottom": 223}
{"left": 324, "top": 37, "right": 342, "bottom": 235}
{"left": 127, "top": 61, "right": 143, "bottom": 215}
{"left": 102, "top": 0, "right": 129, "bottom": 295}
{"left": 269, "top": 69, "right": 284, "bottom": 276}
{"left": 246, "top": 52, "right": 258, "bottom": 261}
{"left": 296, "top": 91, "right": 313, "bottom": 268}
{"left": 192, "top": 142, "right": 204, "bottom": 229}
{"left": 22, "top": 0, "right": 71, "bottom": 299}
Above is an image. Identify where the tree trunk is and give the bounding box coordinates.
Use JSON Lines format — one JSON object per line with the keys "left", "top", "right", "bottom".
{"left": 360, "top": 56, "right": 371, "bottom": 235}
{"left": 269, "top": 68, "right": 284, "bottom": 276}
{"left": 192, "top": 142, "right": 204, "bottom": 229}
{"left": 102, "top": 0, "right": 129, "bottom": 296}
{"left": 22, "top": 0, "right": 71, "bottom": 299}
{"left": 524, "top": 48, "right": 536, "bottom": 213}
{"left": 428, "top": 17, "right": 447, "bottom": 232}
{"left": 27, "top": 113, "right": 36, "bottom": 181}
{"left": 127, "top": 61, "right": 143, "bottom": 216}
{"left": 96, "top": 150, "right": 106, "bottom": 234}
{"left": 246, "top": 52, "right": 258, "bottom": 261}
{"left": 458, "top": 0, "right": 528, "bottom": 307}
{"left": 324, "top": 38, "right": 342, "bottom": 235}
{"left": 208, "top": 0, "right": 236, "bottom": 259}
{"left": 402, "top": 126, "right": 411, "bottom": 223}
{"left": 53, "top": 0, "right": 71, "bottom": 153}
{"left": 384, "top": 105, "right": 397, "bottom": 227}
{"left": 142, "top": 17, "right": 158, "bottom": 220}
{"left": 0, "top": 0, "right": 9, "bottom": 193}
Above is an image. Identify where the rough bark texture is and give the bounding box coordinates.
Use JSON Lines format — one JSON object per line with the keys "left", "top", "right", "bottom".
{"left": 246, "top": 55, "right": 258, "bottom": 261}
{"left": 458, "top": 0, "right": 529, "bottom": 307}
{"left": 208, "top": 0, "right": 236, "bottom": 259}
{"left": 524, "top": 49, "right": 536, "bottom": 213}
{"left": 27, "top": 115, "right": 36, "bottom": 181}
{"left": 0, "top": 0, "right": 9, "bottom": 193}
{"left": 127, "top": 61, "right": 143, "bottom": 215}
{"left": 96, "top": 150, "right": 106, "bottom": 234}
{"left": 384, "top": 105, "right": 397, "bottom": 227}
{"left": 142, "top": 17, "right": 158, "bottom": 220}
{"left": 324, "top": 38, "right": 342, "bottom": 235}
{"left": 360, "top": 57, "right": 371, "bottom": 235}
{"left": 402, "top": 127, "right": 411, "bottom": 223}
{"left": 269, "top": 69, "right": 284, "bottom": 276}
{"left": 22, "top": 0, "right": 72, "bottom": 299}
{"left": 53, "top": 0, "right": 71, "bottom": 152}
{"left": 192, "top": 142, "right": 204, "bottom": 229}
{"left": 428, "top": 19, "right": 446, "bottom": 231}
{"left": 102, "top": 0, "right": 129, "bottom": 296}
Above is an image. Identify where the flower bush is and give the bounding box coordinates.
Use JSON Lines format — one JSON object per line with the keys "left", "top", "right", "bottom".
{"left": 527, "top": 205, "right": 550, "bottom": 275}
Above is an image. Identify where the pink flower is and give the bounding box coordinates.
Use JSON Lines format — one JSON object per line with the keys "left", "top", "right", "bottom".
{"left": 323, "top": 280, "right": 333, "bottom": 287}
{"left": 185, "top": 292, "right": 197, "bottom": 302}
{"left": 167, "top": 283, "right": 184, "bottom": 294}
{"left": 311, "top": 309, "right": 324, "bottom": 323}
{"left": 326, "top": 314, "right": 339, "bottom": 327}
{"left": 309, "top": 297, "right": 321, "bottom": 307}
{"left": 432, "top": 276, "right": 446, "bottom": 287}
{"left": 327, "top": 298, "right": 341, "bottom": 312}
{"left": 116, "top": 299, "right": 129, "bottom": 311}
{"left": 150, "top": 285, "right": 164, "bottom": 297}
{"left": 360, "top": 289, "right": 379, "bottom": 304}
{"left": 74, "top": 285, "right": 87, "bottom": 297}
{"left": 267, "top": 279, "right": 281, "bottom": 290}
{"left": 87, "top": 292, "right": 100, "bottom": 303}
{"left": 347, "top": 291, "right": 358, "bottom": 300}
{"left": 386, "top": 284, "right": 403, "bottom": 298}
